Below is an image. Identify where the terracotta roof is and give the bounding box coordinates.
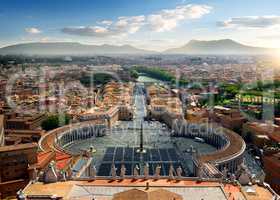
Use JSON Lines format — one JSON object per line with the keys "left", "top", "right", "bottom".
{"left": 37, "top": 151, "right": 55, "bottom": 170}
{"left": 22, "top": 179, "right": 252, "bottom": 200}
{"left": 267, "top": 132, "right": 280, "bottom": 143}
{"left": 242, "top": 185, "right": 274, "bottom": 200}
{"left": 0, "top": 142, "right": 37, "bottom": 153}
{"left": 5, "top": 129, "right": 44, "bottom": 136}
{"left": 56, "top": 157, "right": 71, "bottom": 170}
{"left": 113, "top": 188, "right": 183, "bottom": 200}
{"left": 263, "top": 153, "right": 280, "bottom": 168}
{"left": 245, "top": 122, "right": 280, "bottom": 143}
{"left": 56, "top": 151, "right": 71, "bottom": 161}
{"left": 55, "top": 152, "right": 72, "bottom": 170}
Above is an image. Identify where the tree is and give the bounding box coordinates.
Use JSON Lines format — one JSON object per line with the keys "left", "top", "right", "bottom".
{"left": 219, "top": 83, "right": 241, "bottom": 99}
{"left": 41, "top": 114, "right": 70, "bottom": 131}
{"left": 80, "top": 73, "right": 115, "bottom": 86}
{"left": 131, "top": 66, "right": 175, "bottom": 82}
{"left": 130, "top": 70, "right": 139, "bottom": 79}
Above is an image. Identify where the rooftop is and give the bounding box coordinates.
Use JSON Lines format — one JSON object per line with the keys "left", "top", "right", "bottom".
{"left": 242, "top": 185, "right": 274, "bottom": 200}
{"left": 22, "top": 179, "right": 247, "bottom": 200}
{"left": 112, "top": 188, "right": 183, "bottom": 200}
{"left": 0, "top": 142, "right": 37, "bottom": 153}
{"left": 245, "top": 122, "right": 280, "bottom": 143}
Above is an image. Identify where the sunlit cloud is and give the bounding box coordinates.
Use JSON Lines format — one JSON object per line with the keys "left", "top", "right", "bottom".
{"left": 62, "top": 26, "right": 112, "bottom": 37}
{"left": 61, "top": 4, "right": 211, "bottom": 37}
{"left": 258, "top": 34, "right": 280, "bottom": 40}
{"left": 147, "top": 4, "right": 212, "bottom": 32}
{"left": 25, "top": 27, "right": 41, "bottom": 34}
{"left": 62, "top": 15, "right": 145, "bottom": 37}
{"left": 217, "top": 16, "right": 280, "bottom": 28}
{"left": 99, "top": 20, "right": 113, "bottom": 26}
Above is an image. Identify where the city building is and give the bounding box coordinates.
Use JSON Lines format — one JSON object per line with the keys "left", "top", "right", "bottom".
{"left": 146, "top": 84, "right": 184, "bottom": 121}
{"left": 207, "top": 106, "right": 246, "bottom": 132}
{"left": 185, "top": 108, "right": 208, "bottom": 123}
{"left": 263, "top": 152, "right": 280, "bottom": 195}
{"left": 242, "top": 122, "right": 280, "bottom": 148}
{"left": 4, "top": 113, "right": 46, "bottom": 130}
{"left": 78, "top": 81, "right": 134, "bottom": 127}
{"left": 0, "top": 143, "right": 38, "bottom": 199}
{"left": 2, "top": 112, "right": 46, "bottom": 144}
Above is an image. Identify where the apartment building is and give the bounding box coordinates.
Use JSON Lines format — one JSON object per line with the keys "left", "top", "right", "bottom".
{"left": 0, "top": 143, "right": 38, "bottom": 198}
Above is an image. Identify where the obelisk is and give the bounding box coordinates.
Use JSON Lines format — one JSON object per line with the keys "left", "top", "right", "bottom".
{"left": 137, "top": 122, "right": 146, "bottom": 153}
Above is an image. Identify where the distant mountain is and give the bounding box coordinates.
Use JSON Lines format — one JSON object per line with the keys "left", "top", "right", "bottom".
{"left": 0, "top": 39, "right": 277, "bottom": 56}
{"left": 0, "top": 42, "right": 155, "bottom": 55}
{"left": 164, "top": 39, "right": 275, "bottom": 55}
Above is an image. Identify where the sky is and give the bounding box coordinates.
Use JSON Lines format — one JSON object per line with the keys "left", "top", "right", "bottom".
{"left": 0, "top": 0, "right": 280, "bottom": 51}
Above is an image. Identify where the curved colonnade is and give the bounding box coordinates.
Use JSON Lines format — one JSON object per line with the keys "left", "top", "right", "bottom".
{"left": 39, "top": 109, "right": 246, "bottom": 178}
{"left": 149, "top": 110, "right": 246, "bottom": 176}
{"left": 57, "top": 124, "right": 106, "bottom": 150}
{"left": 38, "top": 121, "right": 106, "bottom": 154}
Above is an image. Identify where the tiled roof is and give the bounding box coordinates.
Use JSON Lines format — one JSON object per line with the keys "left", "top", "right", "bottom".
{"left": 0, "top": 142, "right": 37, "bottom": 153}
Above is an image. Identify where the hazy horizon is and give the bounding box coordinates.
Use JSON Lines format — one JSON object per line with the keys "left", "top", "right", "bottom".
{"left": 0, "top": 38, "right": 278, "bottom": 50}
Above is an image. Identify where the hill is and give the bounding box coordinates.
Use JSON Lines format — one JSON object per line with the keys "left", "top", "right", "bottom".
{"left": 164, "top": 39, "right": 274, "bottom": 55}
{"left": 0, "top": 42, "right": 155, "bottom": 55}
{"left": 0, "top": 39, "right": 277, "bottom": 56}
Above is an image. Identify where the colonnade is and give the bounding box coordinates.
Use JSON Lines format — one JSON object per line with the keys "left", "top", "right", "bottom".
{"left": 172, "top": 120, "right": 229, "bottom": 150}
{"left": 58, "top": 124, "right": 106, "bottom": 147}
{"left": 149, "top": 110, "right": 246, "bottom": 175}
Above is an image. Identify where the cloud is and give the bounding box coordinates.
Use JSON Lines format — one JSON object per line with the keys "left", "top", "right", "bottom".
{"left": 25, "top": 27, "right": 41, "bottom": 34}
{"left": 62, "top": 26, "right": 111, "bottom": 37}
{"left": 147, "top": 4, "right": 211, "bottom": 32}
{"left": 258, "top": 34, "right": 280, "bottom": 40}
{"left": 61, "top": 4, "right": 211, "bottom": 37}
{"left": 217, "top": 16, "right": 280, "bottom": 28}
{"left": 115, "top": 15, "right": 145, "bottom": 34}
{"left": 99, "top": 20, "right": 113, "bottom": 26}
{"left": 62, "top": 15, "right": 145, "bottom": 37}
